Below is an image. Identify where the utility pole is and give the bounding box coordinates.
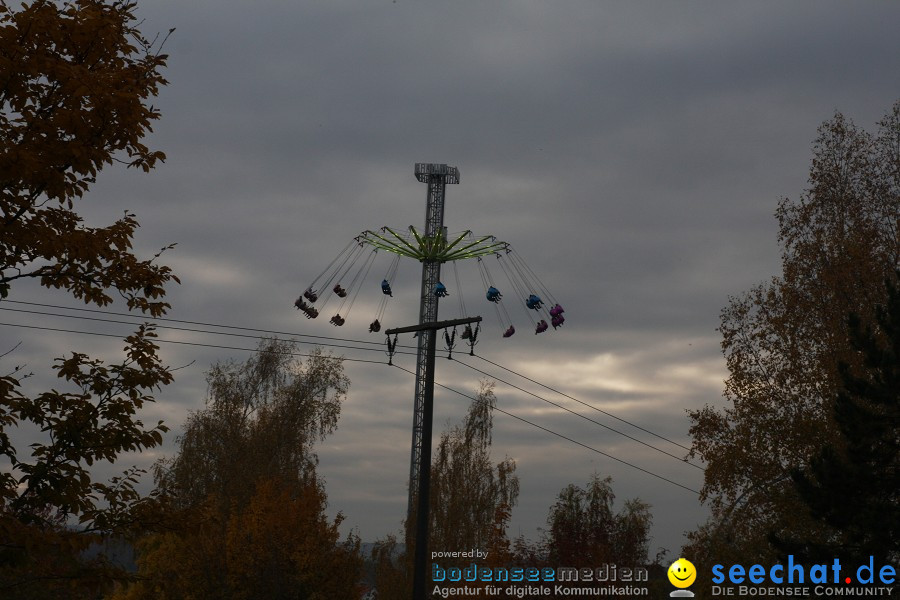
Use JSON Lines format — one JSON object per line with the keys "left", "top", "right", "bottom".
{"left": 386, "top": 316, "right": 482, "bottom": 600}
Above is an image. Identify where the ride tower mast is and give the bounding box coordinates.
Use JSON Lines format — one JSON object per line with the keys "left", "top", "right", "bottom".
{"left": 298, "top": 162, "right": 565, "bottom": 599}
{"left": 408, "top": 162, "right": 459, "bottom": 515}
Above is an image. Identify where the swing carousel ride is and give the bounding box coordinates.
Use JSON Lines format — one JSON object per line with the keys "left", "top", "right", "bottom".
{"left": 294, "top": 226, "right": 566, "bottom": 343}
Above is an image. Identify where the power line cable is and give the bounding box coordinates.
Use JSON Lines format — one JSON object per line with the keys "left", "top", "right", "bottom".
{"left": 450, "top": 356, "right": 702, "bottom": 469}
{"left": 1, "top": 299, "right": 417, "bottom": 349}
{"left": 473, "top": 353, "right": 695, "bottom": 454}
{"left": 391, "top": 362, "right": 700, "bottom": 496}
{"left": 0, "top": 321, "right": 391, "bottom": 366}
{"left": 2, "top": 299, "right": 698, "bottom": 459}
{"left": 0, "top": 305, "right": 419, "bottom": 358}
{"left": 1, "top": 315, "right": 704, "bottom": 491}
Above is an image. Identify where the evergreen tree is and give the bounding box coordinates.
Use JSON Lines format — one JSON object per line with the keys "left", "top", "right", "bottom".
{"left": 776, "top": 273, "right": 899, "bottom": 566}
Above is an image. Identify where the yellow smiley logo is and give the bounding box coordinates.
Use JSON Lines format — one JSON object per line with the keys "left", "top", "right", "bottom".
{"left": 667, "top": 558, "right": 697, "bottom": 588}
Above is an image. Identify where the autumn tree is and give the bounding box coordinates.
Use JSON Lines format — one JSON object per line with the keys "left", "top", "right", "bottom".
{"left": 774, "top": 272, "right": 899, "bottom": 566}
{"left": 371, "top": 534, "right": 408, "bottom": 600}
{"left": 156, "top": 338, "right": 347, "bottom": 509}
{"left": 113, "top": 339, "right": 361, "bottom": 599}
{"left": 545, "top": 475, "right": 652, "bottom": 569}
{"left": 0, "top": 1, "right": 176, "bottom": 597}
{"left": 687, "top": 101, "right": 899, "bottom": 565}
{"left": 374, "top": 381, "right": 519, "bottom": 599}
{"left": 503, "top": 475, "right": 654, "bottom": 600}
{"left": 429, "top": 381, "right": 519, "bottom": 565}
{"left": 0, "top": 0, "right": 173, "bottom": 304}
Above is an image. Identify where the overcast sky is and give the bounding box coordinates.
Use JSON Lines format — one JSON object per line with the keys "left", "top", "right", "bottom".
{"left": 5, "top": 0, "right": 900, "bottom": 558}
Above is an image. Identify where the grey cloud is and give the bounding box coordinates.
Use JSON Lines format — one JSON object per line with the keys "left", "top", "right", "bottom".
{"left": 5, "top": 0, "right": 899, "bottom": 556}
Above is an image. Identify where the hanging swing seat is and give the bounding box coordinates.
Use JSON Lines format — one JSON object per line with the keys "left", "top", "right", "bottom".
{"left": 502, "top": 325, "right": 516, "bottom": 338}
{"left": 461, "top": 325, "right": 473, "bottom": 340}
{"left": 486, "top": 286, "right": 502, "bottom": 303}
{"left": 381, "top": 279, "right": 393, "bottom": 296}
{"left": 369, "top": 319, "right": 381, "bottom": 333}
{"left": 330, "top": 314, "right": 345, "bottom": 326}
{"left": 295, "top": 297, "right": 319, "bottom": 319}
{"left": 303, "top": 288, "right": 319, "bottom": 303}
{"left": 551, "top": 314, "right": 565, "bottom": 329}
{"left": 434, "top": 282, "right": 449, "bottom": 297}
{"left": 333, "top": 284, "right": 348, "bottom": 298}
{"left": 549, "top": 303, "right": 565, "bottom": 317}
{"left": 535, "top": 320, "right": 549, "bottom": 334}
{"left": 525, "top": 294, "right": 543, "bottom": 310}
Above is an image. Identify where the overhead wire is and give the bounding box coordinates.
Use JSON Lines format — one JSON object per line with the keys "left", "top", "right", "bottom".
{"left": 0, "top": 306, "right": 704, "bottom": 493}
{"left": 391, "top": 362, "right": 700, "bottom": 496}
{"left": 449, "top": 355, "right": 702, "bottom": 469}
{"left": 0, "top": 321, "right": 392, "bottom": 366}
{"left": 1, "top": 299, "right": 417, "bottom": 349}
{"left": 0, "top": 304, "right": 419, "bottom": 358}
{"left": 1, "top": 299, "right": 699, "bottom": 464}
{"left": 473, "top": 353, "right": 694, "bottom": 453}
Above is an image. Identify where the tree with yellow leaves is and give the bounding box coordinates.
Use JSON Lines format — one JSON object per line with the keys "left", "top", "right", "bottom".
{"left": 686, "top": 101, "right": 899, "bottom": 570}
{"left": 111, "top": 339, "right": 361, "bottom": 599}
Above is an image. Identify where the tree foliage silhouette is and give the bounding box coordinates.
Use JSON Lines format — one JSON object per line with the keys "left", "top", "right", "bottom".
{"left": 0, "top": 1, "right": 175, "bottom": 597}
{"left": 687, "top": 100, "right": 899, "bottom": 565}
{"left": 429, "top": 381, "right": 519, "bottom": 564}
{"left": 545, "top": 475, "right": 652, "bottom": 568}
{"left": 0, "top": 0, "right": 175, "bottom": 305}
{"left": 374, "top": 382, "right": 519, "bottom": 599}
{"left": 505, "top": 475, "right": 655, "bottom": 600}
{"left": 775, "top": 273, "right": 900, "bottom": 566}
{"left": 112, "top": 339, "right": 361, "bottom": 599}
